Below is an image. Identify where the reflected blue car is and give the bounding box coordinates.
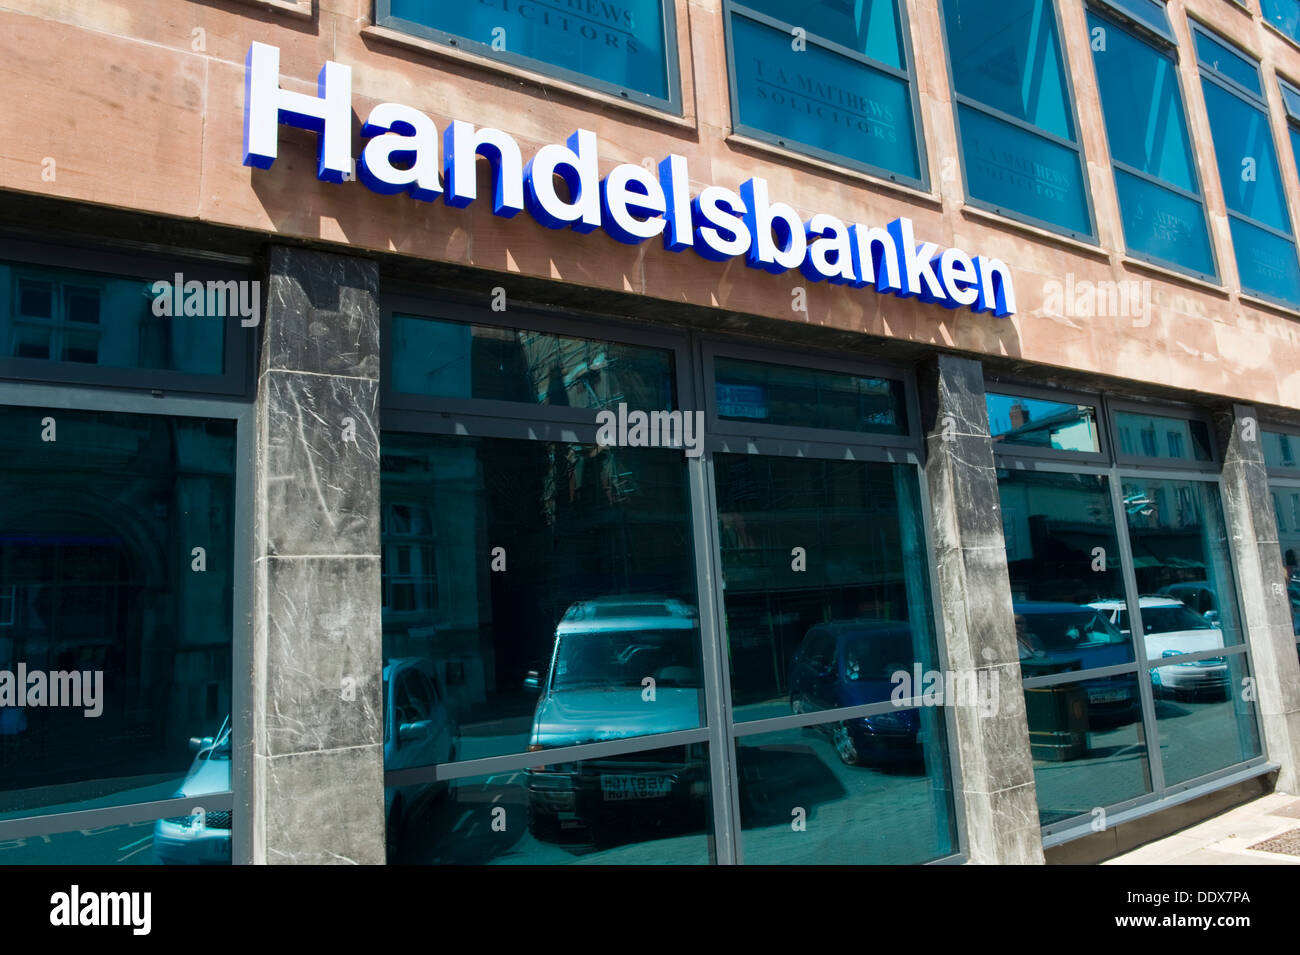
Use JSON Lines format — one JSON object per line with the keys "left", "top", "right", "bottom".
{"left": 1015, "top": 601, "right": 1137, "bottom": 721}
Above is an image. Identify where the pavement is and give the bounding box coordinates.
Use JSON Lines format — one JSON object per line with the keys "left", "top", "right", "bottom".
{"left": 1106, "top": 791, "right": 1300, "bottom": 865}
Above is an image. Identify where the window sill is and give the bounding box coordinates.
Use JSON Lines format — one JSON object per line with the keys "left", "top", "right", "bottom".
{"left": 359, "top": 25, "right": 697, "bottom": 132}
{"left": 235, "top": 0, "right": 312, "bottom": 18}
{"left": 1121, "top": 256, "right": 1229, "bottom": 297}
{"left": 959, "top": 204, "right": 1109, "bottom": 260}
{"left": 723, "top": 133, "right": 943, "bottom": 210}
{"left": 1262, "top": 19, "right": 1300, "bottom": 57}
{"left": 1239, "top": 290, "right": 1300, "bottom": 319}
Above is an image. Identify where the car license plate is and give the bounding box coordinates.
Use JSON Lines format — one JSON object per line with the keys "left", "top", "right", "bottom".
{"left": 600, "top": 774, "right": 672, "bottom": 801}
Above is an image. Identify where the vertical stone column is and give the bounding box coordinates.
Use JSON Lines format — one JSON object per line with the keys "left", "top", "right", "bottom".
{"left": 250, "top": 246, "right": 384, "bottom": 864}
{"left": 1214, "top": 404, "right": 1300, "bottom": 794}
{"left": 919, "top": 354, "right": 1044, "bottom": 864}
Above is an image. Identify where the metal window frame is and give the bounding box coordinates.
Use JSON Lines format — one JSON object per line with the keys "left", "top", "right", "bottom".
{"left": 376, "top": 287, "right": 966, "bottom": 864}
{"left": 0, "top": 381, "right": 252, "bottom": 863}
{"left": 0, "top": 237, "right": 254, "bottom": 398}
{"left": 1106, "top": 396, "right": 1220, "bottom": 470}
{"left": 934, "top": 0, "right": 1100, "bottom": 243}
{"left": 1088, "top": 0, "right": 1176, "bottom": 46}
{"left": 1262, "top": 421, "right": 1300, "bottom": 478}
{"left": 1083, "top": 4, "right": 1222, "bottom": 283}
{"left": 985, "top": 379, "right": 1110, "bottom": 465}
{"left": 373, "top": 0, "right": 683, "bottom": 116}
{"left": 720, "top": 0, "right": 930, "bottom": 190}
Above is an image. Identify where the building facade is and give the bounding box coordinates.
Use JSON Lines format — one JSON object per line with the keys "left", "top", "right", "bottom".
{"left": 0, "top": 0, "right": 1299, "bottom": 864}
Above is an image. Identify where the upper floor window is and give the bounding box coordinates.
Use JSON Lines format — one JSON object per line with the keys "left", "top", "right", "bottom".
{"left": 1262, "top": 0, "right": 1300, "bottom": 45}
{"left": 376, "top": 0, "right": 680, "bottom": 112}
{"left": 1087, "top": 4, "right": 1217, "bottom": 279}
{"left": 940, "top": 0, "right": 1094, "bottom": 237}
{"left": 1195, "top": 23, "right": 1300, "bottom": 307}
{"left": 723, "top": 0, "right": 923, "bottom": 184}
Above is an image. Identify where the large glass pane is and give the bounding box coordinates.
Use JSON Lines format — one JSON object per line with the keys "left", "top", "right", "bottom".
{"left": 1201, "top": 80, "right": 1291, "bottom": 234}
{"left": 388, "top": 742, "right": 713, "bottom": 863}
{"left": 1122, "top": 478, "right": 1245, "bottom": 653}
{"left": 1150, "top": 653, "right": 1261, "bottom": 785}
{"left": 1025, "top": 673, "right": 1151, "bottom": 825}
{"left": 380, "top": 433, "right": 700, "bottom": 765}
{"left": 714, "top": 455, "right": 938, "bottom": 722}
{"left": 0, "top": 407, "right": 235, "bottom": 824}
{"left": 391, "top": 315, "right": 675, "bottom": 411}
{"left": 1229, "top": 215, "right": 1300, "bottom": 308}
{"left": 730, "top": 13, "right": 919, "bottom": 180}
{"left": 385, "top": 0, "right": 672, "bottom": 101}
{"left": 714, "top": 357, "right": 907, "bottom": 434}
{"left": 1113, "top": 411, "right": 1213, "bottom": 462}
{"left": 1195, "top": 29, "right": 1262, "bottom": 98}
{"left": 987, "top": 392, "right": 1100, "bottom": 452}
{"left": 956, "top": 104, "right": 1092, "bottom": 235}
{"left": 943, "top": 0, "right": 1075, "bottom": 139}
{"left": 734, "top": 708, "right": 956, "bottom": 863}
{"left": 1113, "top": 169, "right": 1216, "bottom": 277}
{"left": 738, "top": 0, "right": 905, "bottom": 68}
{"left": 2, "top": 263, "right": 225, "bottom": 375}
{"left": 0, "top": 813, "right": 232, "bottom": 865}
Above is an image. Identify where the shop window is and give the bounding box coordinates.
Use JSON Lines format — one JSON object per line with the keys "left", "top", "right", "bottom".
{"left": 940, "top": 0, "right": 1094, "bottom": 237}
{"left": 714, "top": 356, "right": 906, "bottom": 434}
{"left": 376, "top": 0, "right": 679, "bottom": 111}
{"left": 1087, "top": 7, "right": 1216, "bottom": 278}
{"left": 1262, "top": 0, "right": 1300, "bottom": 44}
{"left": 1114, "top": 410, "right": 1213, "bottom": 462}
{"left": 0, "top": 406, "right": 236, "bottom": 865}
{"left": 1195, "top": 25, "right": 1300, "bottom": 307}
{"left": 2, "top": 263, "right": 226, "bottom": 376}
{"left": 724, "top": 0, "right": 922, "bottom": 183}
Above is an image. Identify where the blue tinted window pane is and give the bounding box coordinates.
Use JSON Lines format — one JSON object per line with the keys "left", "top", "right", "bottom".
{"left": 957, "top": 104, "right": 1092, "bottom": 234}
{"left": 387, "top": 743, "right": 713, "bottom": 862}
{"left": 1282, "top": 82, "right": 1300, "bottom": 123}
{"left": 1195, "top": 29, "right": 1262, "bottom": 97}
{"left": 1228, "top": 216, "right": 1300, "bottom": 306}
{"left": 1095, "top": 0, "right": 1172, "bottom": 41}
{"left": 943, "top": 0, "right": 1075, "bottom": 139}
{"left": 1150, "top": 654, "right": 1261, "bottom": 785}
{"left": 1114, "top": 411, "right": 1213, "bottom": 462}
{"left": 0, "top": 815, "right": 231, "bottom": 864}
{"left": 1201, "top": 80, "right": 1291, "bottom": 233}
{"left": 1089, "top": 15, "right": 1196, "bottom": 191}
{"left": 386, "top": 0, "right": 671, "bottom": 100}
{"left": 738, "top": 0, "right": 904, "bottom": 69}
{"left": 3, "top": 264, "right": 225, "bottom": 375}
{"left": 1264, "top": 430, "right": 1300, "bottom": 470}
{"left": 1262, "top": 0, "right": 1300, "bottom": 46}
{"left": 1114, "top": 169, "right": 1216, "bottom": 276}
{"left": 987, "top": 393, "right": 1100, "bottom": 452}
{"left": 1026, "top": 675, "right": 1151, "bottom": 824}
{"left": 735, "top": 710, "right": 956, "bottom": 863}
{"left": 391, "top": 315, "right": 675, "bottom": 410}
{"left": 0, "top": 408, "right": 235, "bottom": 822}
{"left": 1290, "top": 126, "right": 1300, "bottom": 188}
{"left": 731, "top": 15, "right": 918, "bottom": 179}
{"left": 714, "top": 357, "right": 907, "bottom": 434}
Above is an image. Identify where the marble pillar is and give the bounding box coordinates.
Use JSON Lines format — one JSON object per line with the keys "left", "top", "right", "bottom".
{"left": 250, "top": 245, "right": 384, "bottom": 864}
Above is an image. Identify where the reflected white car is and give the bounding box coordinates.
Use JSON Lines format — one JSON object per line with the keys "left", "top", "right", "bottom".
{"left": 153, "top": 718, "right": 232, "bottom": 865}
{"left": 1088, "top": 597, "right": 1228, "bottom": 698}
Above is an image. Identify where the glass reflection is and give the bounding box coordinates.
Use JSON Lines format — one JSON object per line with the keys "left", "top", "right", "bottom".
{"left": 987, "top": 393, "right": 1100, "bottom": 452}
{"left": 735, "top": 708, "right": 955, "bottom": 863}
{"left": 1151, "top": 654, "right": 1261, "bottom": 786}
{"left": 1114, "top": 411, "right": 1213, "bottom": 461}
{"left": 713, "top": 357, "right": 906, "bottom": 434}
{"left": 380, "top": 433, "right": 700, "bottom": 764}
{"left": 387, "top": 743, "right": 713, "bottom": 864}
{"left": 0, "top": 815, "right": 231, "bottom": 865}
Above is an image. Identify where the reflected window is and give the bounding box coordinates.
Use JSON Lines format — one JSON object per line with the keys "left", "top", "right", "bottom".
{"left": 987, "top": 392, "right": 1099, "bottom": 452}
{"left": 1114, "top": 410, "right": 1212, "bottom": 462}
{"left": 714, "top": 357, "right": 906, "bottom": 434}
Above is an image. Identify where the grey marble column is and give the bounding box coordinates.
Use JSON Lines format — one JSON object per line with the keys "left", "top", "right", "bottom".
{"left": 1214, "top": 404, "right": 1300, "bottom": 793}
{"left": 250, "top": 246, "right": 384, "bottom": 864}
{"left": 919, "top": 355, "right": 1044, "bottom": 864}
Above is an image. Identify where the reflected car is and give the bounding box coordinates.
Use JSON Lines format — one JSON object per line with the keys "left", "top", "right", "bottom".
{"left": 788, "top": 620, "right": 921, "bottom": 766}
{"left": 1013, "top": 602, "right": 1136, "bottom": 719}
{"left": 153, "top": 717, "right": 233, "bottom": 865}
{"left": 384, "top": 658, "right": 458, "bottom": 861}
{"left": 522, "top": 596, "right": 708, "bottom": 840}
{"left": 1089, "top": 597, "right": 1227, "bottom": 699}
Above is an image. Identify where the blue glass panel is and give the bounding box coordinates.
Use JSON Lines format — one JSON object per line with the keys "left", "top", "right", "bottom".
{"left": 387, "top": 0, "right": 671, "bottom": 100}
{"left": 1089, "top": 13, "right": 1196, "bottom": 191}
{"left": 943, "top": 0, "right": 1075, "bottom": 140}
{"left": 738, "top": 0, "right": 904, "bottom": 69}
{"left": 731, "top": 14, "right": 919, "bottom": 179}
{"left": 987, "top": 393, "right": 1100, "bottom": 452}
{"left": 0, "top": 815, "right": 232, "bottom": 865}
{"left": 1281, "top": 81, "right": 1300, "bottom": 123}
{"left": 1290, "top": 126, "right": 1300, "bottom": 186}
{"left": 1114, "top": 169, "right": 1216, "bottom": 276}
{"left": 1100, "top": 0, "right": 1171, "bottom": 42}
{"left": 1195, "top": 29, "right": 1262, "bottom": 97}
{"left": 957, "top": 104, "right": 1092, "bottom": 234}
{"left": 713, "top": 357, "right": 908, "bottom": 434}
{"left": 1229, "top": 216, "right": 1300, "bottom": 306}
{"left": 1201, "top": 80, "right": 1291, "bottom": 233}
{"left": 1262, "top": 0, "right": 1300, "bottom": 46}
